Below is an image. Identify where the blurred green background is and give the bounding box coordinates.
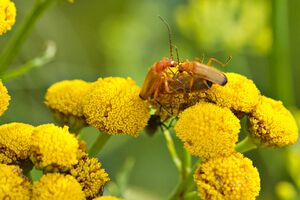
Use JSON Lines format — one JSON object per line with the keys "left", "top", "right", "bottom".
{"left": 1, "top": 0, "right": 300, "bottom": 199}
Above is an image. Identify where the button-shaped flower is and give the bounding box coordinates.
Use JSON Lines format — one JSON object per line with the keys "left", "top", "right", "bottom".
{"left": 0, "top": 123, "right": 35, "bottom": 164}
{"left": 0, "top": 0, "right": 16, "bottom": 35}
{"left": 194, "top": 153, "right": 260, "bottom": 200}
{"left": 175, "top": 101, "right": 240, "bottom": 160}
{"left": 0, "top": 164, "right": 31, "bottom": 200}
{"left": 32, "top": 173, "right": 85, "bottom": 200}
{"left": 206, "top": 73, "right": 261, "bottom": 114}
{"left": 30, "top": 124, "right": 79, "bottom": 171}
{"left": 0, "top": 80, "right": 10, "bottom": 116}
{"left": 248, "top": 96, "right": 298, "bottom": 147}
{"left": 83, "top": 77, "right": 150, "bottom": 136}
{"left": 70, "top": 152, "right": 110, "bottom": 198}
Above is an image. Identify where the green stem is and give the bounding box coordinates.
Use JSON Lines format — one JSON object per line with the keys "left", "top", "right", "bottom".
{"left": 88, "top": 132, "right": 111, "bottom": 157}
{"left": 168, "top": 159, "right": 201, "bottom": 200}
{"left": 161, "top": 125, "right": 182, "bottom": 172}
{"left": 270, "top": 0, "right": 294, "bottom": 105}
{"left": 235, "top": 136, "right": 257, "bottom": 153}
{"left": 184, "top": 191, "right": 199, "bottom": 200}
{"left": 0, "top": 0, "right": 57, "bottom": 75}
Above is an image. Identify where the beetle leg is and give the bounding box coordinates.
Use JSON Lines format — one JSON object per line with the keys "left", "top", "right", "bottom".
{"left": 207, "top": 56, "right": 232, "bottom": 67}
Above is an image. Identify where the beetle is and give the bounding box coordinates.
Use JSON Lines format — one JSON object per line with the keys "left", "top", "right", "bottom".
{"left": 139, "top": 57, "right": 230, "bottom": 101}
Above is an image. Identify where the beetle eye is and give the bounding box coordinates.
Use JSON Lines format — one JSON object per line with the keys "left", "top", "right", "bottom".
{"left": 206, "top": 80, "right": 213, "bottom": 88}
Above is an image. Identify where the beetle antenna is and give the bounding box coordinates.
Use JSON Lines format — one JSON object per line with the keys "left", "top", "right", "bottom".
{"left": 173, "top": 45, "right": 180, "bottom": 64}
{"left": 158, "top": 16, "right": 173, "bottom": 60}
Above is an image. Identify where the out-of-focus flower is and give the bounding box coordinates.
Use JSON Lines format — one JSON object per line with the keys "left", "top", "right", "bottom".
{"left": 70, "top": 152, "right": 110, "bottom": 198}
{"left": 175, "top": 102, "right": 240, "bottom": 160}
{"left": 206, "top": 73, "right": 261, "bottom": 115}
{"left": 0, "top": 80, "right": 10, "bottom": 116}
{"left": 176, "top": 0, "right": 272, "bottom": 54}
{"left": 0, "top": 0, "right": 16, "bottom": 35}
{"left": 45, "top": 80, "right": 91, "bottom": 132}
{"left": 275, "top": 181, "right": 297, "bottom": 200}
{"left": 0, "top": 123, "right": 35, "bottom": 164}
{"left": 248, "top": 96, "right": 298, "bottom": 147}
{"left": 194, "top": 153, "right": 260, "bottom": 200}
{"left": 32, "top": 173, "right": 85, "bottom": 200}
{"left": 30, "top": 124, "right": 79, "bottom": 171}
{"left": 93, "top": 196, "right": 122, "bottom": 200}
{"left": 0, "top": 164, "right": 31, "bottom": 200}
{"left": 83, "top": 77, "right": 150, "bottom": 136}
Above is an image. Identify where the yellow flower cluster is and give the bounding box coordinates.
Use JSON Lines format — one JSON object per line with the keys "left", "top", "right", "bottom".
{"left": 83, "top": 77, "right": 150, "bottom": 136}
{"left": 175, "top": 101, "right": 240, "bottom": 160}
{"left": 0, "top": 123, "right": 34, "bottom": 164}
{"left": 194, "top": 153, "right": 260, "bottom": 200}
{"left": 0, "top": 0, "right": 16, "bottom": 35}
{"left": 0, "top": 164, "right": 31, "bottom": 199}
{"left": 32, "top": 173, "right": 85, "bottom": 200}
{"left": 70, "top": 152, "right": 110, "bottom": 198}
{"left": 30, "top": 124, "right": 79, "bottom": 171}
{"left": 0, "top": 80, "right": 10, "bottom": 116}
{"left": 170, "top": 71, "right": 298, "bottom": 199}
{"left": 248, "top": 96, "right": 298, "bottom": 147}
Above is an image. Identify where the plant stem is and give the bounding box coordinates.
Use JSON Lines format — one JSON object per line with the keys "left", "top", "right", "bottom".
{"left": 270, "top": 0, "right": 294, "bottom": 106}
{"left": 235, "top": 136, "right": 257, "bottom": 153}
{"left": 88, "top": 132, "right": 111, "bottom": 157}
{"left": 168, "top": 159, "right": 201, "bottom": 200}
{"left": 0, "top": 0, "right": 57, "bottom": 75}
{"left": 161, "top": 125, "right": 182, "bottom": 172}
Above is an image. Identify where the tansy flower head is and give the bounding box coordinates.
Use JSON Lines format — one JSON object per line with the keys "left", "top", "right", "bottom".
{"left": 0, "top": 123, "right": 35, "bottom": 164}
{"left": 0, "top": 80, "right": 10, "bottom": 116}
{"left": 194, "top": 153, "right": 260, "bottom": 200}
{"left": 30, "top": 124, "right": 79, "bottom": 171}
{"left": 83, "top": 77, "right": 150, "bottom": 136}
{"left": 206, "top": 73, "right": 261, "bottom": 115}
{"left": 45, "top": 80, "right": 91, "bottom": 131}
{"left": 32, "top": 173, "right": 85, "bottom": 200}
{"left": 93, "top": 196, "right": 122, "bottom": 200}
{"left": 248, "top": 96, "right": 298, "bottom": 147}
{"left": 70, "top": 152, "right": 110, "bottom": 198}
{"left": 0, "top": 164, "right": 31, "bottom": 200}
{"left": 175, "top": 102, "right": 240, "bottom": 160}
{"left": 0, "top": 0, "right": 16, "bottom": 35}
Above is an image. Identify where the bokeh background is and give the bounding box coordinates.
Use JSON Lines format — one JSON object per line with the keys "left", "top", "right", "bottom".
{"left": 1, "top": 0, "right": 300, "bottom": 199}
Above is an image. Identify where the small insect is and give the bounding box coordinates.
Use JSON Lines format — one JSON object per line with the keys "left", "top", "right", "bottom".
{"left": 139, "top": 17, "right": 230, "bottom": 101}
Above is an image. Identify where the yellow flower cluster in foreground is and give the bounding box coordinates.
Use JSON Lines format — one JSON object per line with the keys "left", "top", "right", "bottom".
{"left": 0, "top": 0, "right": 16, "bottom": 35}
{"left": 171, "top": 72, "right": 298, "bottom": 199}
{"left": 0, "top": 122, "right": 109, "bottom": 199}
{"left": 45, "top": 77, "right": 150, "bottom": 136}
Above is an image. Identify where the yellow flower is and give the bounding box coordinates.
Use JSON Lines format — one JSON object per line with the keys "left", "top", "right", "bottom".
{"left": 0, "top": 0, "right": 16, "bottom": 35}
{"left": 0, "top": 123, "right": 35, "bottom": 164}
{"left": 30, "top": 124, "right": 79, "bottom": 171}
{"left": 0, "top": 80, "right": 10, "bottom": 116}
{"left": 32, "top": 173, "right": 85, "bottom": 200}
{"left": 194, "top": 153, "right": 260, "bottom": 200}
{"left": 248, "top": 96, "right": 298, "bottom": 147}
{"left": 0, "top": 164, "right": 31, "bottom": 200}
{"left": 70, "top": 152, "right": 110, "bottom": 198}
{"left": 45, "top": 80, "right": 91, "bottom": 117}
{"left": 206, "top": 73, "right": 261, "bottom": 114}
{"left": 45, "top": 80, "right": 91, "bottom": 131}
{"left": 83, "top": 77, "right": 150, "bottom": 136}
{"left": 175, "top": 102, "right": 240, "bottom": 160}
{"left": 93, "top": 196, "right": 122, "bottom": 200}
